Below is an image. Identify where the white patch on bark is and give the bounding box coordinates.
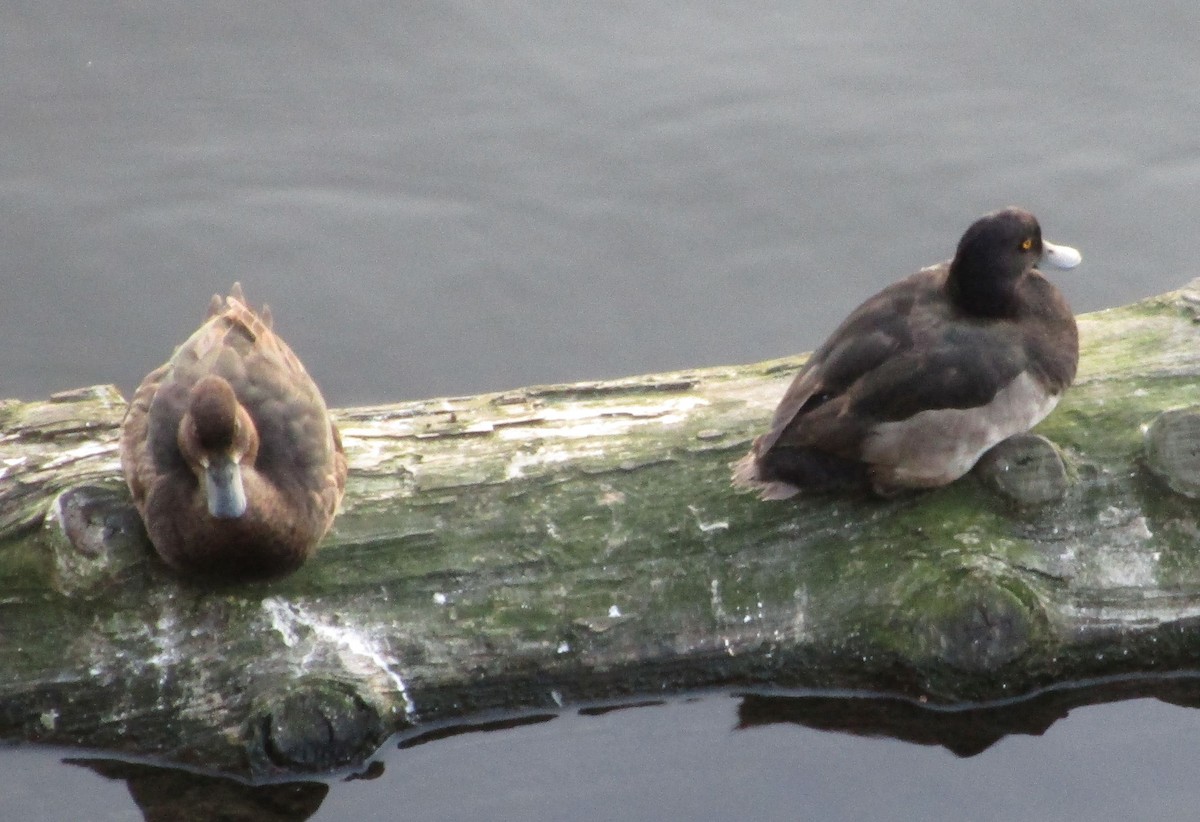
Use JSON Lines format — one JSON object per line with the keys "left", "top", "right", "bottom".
{"left": 44, "top": 441, "right": 120, "bottom": 471}
{"left": 262, "top": 596, "right": 415, "bottom": 720}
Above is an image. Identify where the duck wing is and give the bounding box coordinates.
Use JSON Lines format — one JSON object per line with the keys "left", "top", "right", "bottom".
{"left": 844, "top": 327, "right": 1029, "bottom": 422}
{"left": 755, "top": 266, "right": 947, "bottom": 455}
{"left": 120, "top": 362, "right": 171, "bottom": 511}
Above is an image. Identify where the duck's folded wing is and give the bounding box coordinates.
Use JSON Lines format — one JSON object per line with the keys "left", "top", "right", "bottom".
{"left": 845, "top": 329, "right": 1029, "bottom": 423}
{"left": 755, "top": 268, "right": 950, "bottom": 455}
{"left": 755, "top": 328, "right": 902, "bottom": 454}
{"left": 120, "top": 363, "right": 171, "bottom": 507}
{"left": 766, "top": 325, "right": 1029, "bottom": 459}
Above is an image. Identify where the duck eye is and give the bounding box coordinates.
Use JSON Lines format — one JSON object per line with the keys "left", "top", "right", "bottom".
{"left": 1020, "top": 238, "right": 1033, "bottom": 251}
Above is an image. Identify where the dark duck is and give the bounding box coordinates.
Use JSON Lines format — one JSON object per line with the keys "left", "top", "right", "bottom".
{"left": 733, "top": 207, "right": 1081, "bottom": 498}
{"left": 121, "top": 283, "right": 348, "bottom": 579}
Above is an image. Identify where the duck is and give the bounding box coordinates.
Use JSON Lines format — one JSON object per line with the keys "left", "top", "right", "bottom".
{"left": 732, "top": 207, "right": 1081, "bottom": 499}
{"left": 120, "top": 283, "right": 348, "bottom": 579}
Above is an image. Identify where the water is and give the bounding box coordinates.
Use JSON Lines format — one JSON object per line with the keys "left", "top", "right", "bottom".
{"left": 3, "top": 1, "right": 1197, "bottom": 405}
{"left": 5, "top": 688, "right": 1200, "bottom": 821}
{"left": 3, "top": 0, "right": 1200, "bottom": 818}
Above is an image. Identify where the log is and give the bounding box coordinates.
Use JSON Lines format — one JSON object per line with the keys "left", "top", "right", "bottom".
{"left": 5, "top": 281, "right": 1200, "bottom": 779}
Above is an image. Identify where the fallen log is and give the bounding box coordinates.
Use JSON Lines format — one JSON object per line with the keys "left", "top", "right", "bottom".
{"left": 5, "top": 281, "right": 1200, "bottom": 779}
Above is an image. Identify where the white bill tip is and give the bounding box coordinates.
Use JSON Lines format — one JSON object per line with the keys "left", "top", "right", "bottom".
{"left": 1041, "top": 240, "right": 1082, "bottom": 270}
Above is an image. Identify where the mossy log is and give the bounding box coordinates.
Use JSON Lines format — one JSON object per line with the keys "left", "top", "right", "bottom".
{"left": 6, "top": 282, "right": 1200, "bottom": 779}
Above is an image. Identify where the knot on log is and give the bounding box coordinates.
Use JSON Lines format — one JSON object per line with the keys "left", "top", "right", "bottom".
{"left": 975, "top": 434, "right": 1070, "bottom": 507}
{"left": 48, "top": 483, "right": 151, "bottom": 594}
{"left": 901, "top": 571, "right": 1045, "bottom": 674}
{"left": 248, "top": 679, "right": 388, "bottom": 776}
{"left": 1143, "top": 407, "right": 1200, "bottom": 499}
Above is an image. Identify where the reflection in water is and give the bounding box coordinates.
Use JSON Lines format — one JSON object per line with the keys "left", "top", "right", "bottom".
{"left": 343, "top": 760, "right": 386, "bottom": 782}
{"left": 397, "top": 712, "right": 558, "bottom": 750}
{"left": 737, "top": 675, "right": 1200, "bottom": 757}
{"left": 66, "top": 758, "right": 327, "bottom": 822}
{"left": 56, "top": 677, "right": 1200, "bottom": 819}
{"left": 578, "top": 699, "right": 667, "bottom": 717}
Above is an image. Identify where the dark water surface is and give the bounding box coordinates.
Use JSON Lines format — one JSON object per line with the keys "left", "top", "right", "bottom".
{"left": 3, "top": 1, "right": 1198, "bottom": 405}
{"left": 7, "top": 685, "right": 1200, "bottom": 821}
{"left": 4, "top": 1, "right": 1200, "bottom": 819}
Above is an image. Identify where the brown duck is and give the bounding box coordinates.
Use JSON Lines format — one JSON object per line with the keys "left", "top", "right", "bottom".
{"left": 733, "top": 207, "right": 1081, "bottom": 498}
{"left": 121, "top": 283, "right": 347, "bottom": 579}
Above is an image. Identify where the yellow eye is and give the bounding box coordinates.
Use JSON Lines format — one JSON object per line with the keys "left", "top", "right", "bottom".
{"left": 1020, "top": 238, "right": 1033, "bottom": 251}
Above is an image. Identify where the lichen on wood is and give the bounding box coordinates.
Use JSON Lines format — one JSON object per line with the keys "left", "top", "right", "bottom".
{"left": 6, "top": 281, "right": 1200, "bottom": 777}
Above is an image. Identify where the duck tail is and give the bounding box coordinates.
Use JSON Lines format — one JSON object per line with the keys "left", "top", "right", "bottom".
{"left": 730, "top": 449, "right": 762, "bottom": 489}
{"left": 217, "top": 283, "right": 273, "bottom": 343}
{"left": 731, "top": 447, "right": 801, "bottom": 500}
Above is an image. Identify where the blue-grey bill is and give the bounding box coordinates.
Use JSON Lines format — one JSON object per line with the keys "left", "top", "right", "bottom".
{"left": 1041, "top": 240, "right": 1082, "bottom": 270}
{"left": 205, "top": 456, "right": 247, "bottom": 518}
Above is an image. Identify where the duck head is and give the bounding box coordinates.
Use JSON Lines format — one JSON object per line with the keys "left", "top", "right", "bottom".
{"left": 948, "top": 207, "right": 1081, "bottom": 317}
{"left": 177, "top": 375, "right": 259, "bottom": 519}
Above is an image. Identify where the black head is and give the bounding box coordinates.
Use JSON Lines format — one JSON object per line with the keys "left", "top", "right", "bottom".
{"left": 948, "top": 207, "right": 1080, "bottom": 317}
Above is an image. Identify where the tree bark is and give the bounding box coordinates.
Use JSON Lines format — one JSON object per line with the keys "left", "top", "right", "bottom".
{"left": 5, "top": 281, "right": 1200, "bottom": 778}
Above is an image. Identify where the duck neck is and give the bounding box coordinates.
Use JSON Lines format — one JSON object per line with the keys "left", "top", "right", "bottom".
{"left": 946, "top": 260, "right": 1021, "bottom": 318}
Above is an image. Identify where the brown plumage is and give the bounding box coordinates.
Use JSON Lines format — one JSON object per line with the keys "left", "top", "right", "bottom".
{"left": 733, "top": 208, "right": 1081, "bottom": 498}
{"left": 121, "top": 283, "right": 347, "bottom": 580}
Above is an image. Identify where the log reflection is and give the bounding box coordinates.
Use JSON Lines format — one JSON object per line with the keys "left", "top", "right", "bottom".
{"left": 737, "top": 675, "right": 1200, "bottom": 757}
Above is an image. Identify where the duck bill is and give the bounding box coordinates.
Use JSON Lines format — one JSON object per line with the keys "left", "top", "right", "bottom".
{"left": 204, "top": 454, "right": 248, "bottom": 519}
{"left": 1041, "top": 240, "right": 1082, "bottom": 270}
